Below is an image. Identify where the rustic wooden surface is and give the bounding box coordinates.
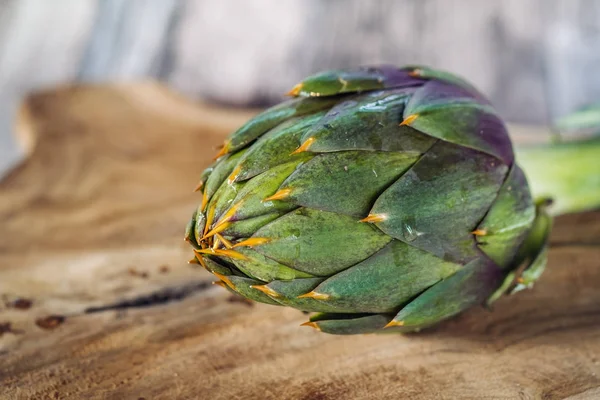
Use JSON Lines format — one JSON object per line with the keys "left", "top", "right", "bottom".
{"left": 1, "top": 83, "right": 600, "bottom": 400}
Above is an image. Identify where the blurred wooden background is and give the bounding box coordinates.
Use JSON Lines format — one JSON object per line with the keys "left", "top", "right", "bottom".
{"left": 1, "top": 0, "right": 600, "bottom": 174}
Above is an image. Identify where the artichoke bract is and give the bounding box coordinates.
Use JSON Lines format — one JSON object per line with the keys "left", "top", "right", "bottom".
{"left": 186, "top": 65, "right": 551, "bottom": 335}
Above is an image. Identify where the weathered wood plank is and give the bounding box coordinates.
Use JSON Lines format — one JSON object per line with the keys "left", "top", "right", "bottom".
{"left": 0, "top": 83, "right": 599, "bottom": 400}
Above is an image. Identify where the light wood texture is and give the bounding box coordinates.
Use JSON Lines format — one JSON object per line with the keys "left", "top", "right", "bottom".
{"left": 1, "top": 83, "right": 599, "bottom": 400}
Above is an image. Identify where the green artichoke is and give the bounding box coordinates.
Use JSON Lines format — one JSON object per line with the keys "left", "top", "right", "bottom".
{"left": 184, "top": 65, "right": 586, "bottom": 335}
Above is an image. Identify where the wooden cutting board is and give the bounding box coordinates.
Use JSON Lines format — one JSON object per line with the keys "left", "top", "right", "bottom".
{"left": 1, "top": 83, "right": 599, "bottom": 400}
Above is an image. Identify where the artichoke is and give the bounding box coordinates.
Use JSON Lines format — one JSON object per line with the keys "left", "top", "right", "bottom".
{"left": 185, "top": 65, "right": 592, "bottom": 335}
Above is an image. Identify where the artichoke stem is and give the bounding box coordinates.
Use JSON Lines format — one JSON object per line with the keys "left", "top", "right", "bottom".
{"left": 516, "top": 137, "right": 600, "bottom": 215}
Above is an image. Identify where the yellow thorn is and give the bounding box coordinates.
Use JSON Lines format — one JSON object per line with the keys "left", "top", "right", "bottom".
{"left": 408, "top": 68, "right": 422, "bottom": 78}
{"left": 197, "top": 248, "right": 248, "bottom": 261}
{"left": 300, "top": 321, "right": 321, "bottom": 331}
{"left": 188, "top": 257, "right": 200, "bottom": 264}
{"left": 204, "top": 203, "right": 216, "bottom": 236}
{"left": 359, "top": 213, "right": 387, "bottom": 223}
{"left": 213, "top": 280, "right": 227, "bottom": 288}
{"left": 213, "top": 141, "right": 230, "bottom": 160}
{"left": 193, "top": 181, "right": 204, "bottom": 192}
{"left": 212, "top": 236, "right": 222, "bottom": 250}
{"left": 201, "top": 191, "right": 209, "bottom": 211}
{"left": 216, "top": 249, "right": 248, "bottom": 260}
{"left": 263, "top": 188, "right": 292, "bottom": 202}
{"left": 471, "top": 229, "right": 488, "bottom": 236}
{"left": 200, "top": 214, "right": 236, "bottom": 242}
{"left": 227, "top": 165, "right": 242, "bottom": 185}
{"left": 192, "top": 250, "right": 209, "bottom": 268}
{"left": 400, "top": 114, "right": 419, "bottom": 126}
{"left": 213, "top": 272, "right": 236, "bottom": 290}
{"left": 251, "top": 285, "right": 281, "bottom": 298}
{"left": 198, "top": 256, "right": 208, "bottom": 270}
{"left": 384, "top": 320, "right": 405, "bottom": 329}
{"left": 291, "top": 137, "right": 315, "bottom": 154}
{"left": 297, "top": 291, "right": 330, "bottom": 300}
{"left": 195, "top": 248, "right": 213, "bottom": 256}
{"left": 287, "top": 83, "right": 303, "bottom": 96}
{"left": 232, "top": 237, "right": 271, "bottom": 248}
{"left": 215, "top": 233, "right": 233, "bottom": 249}
{"left": 215, "top": 201, "right": 243, "bottom": 227}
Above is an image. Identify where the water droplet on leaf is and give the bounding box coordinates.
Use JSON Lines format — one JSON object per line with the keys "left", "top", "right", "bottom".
{"left": 401, "top": 223, "right": 423, "bottom": 242}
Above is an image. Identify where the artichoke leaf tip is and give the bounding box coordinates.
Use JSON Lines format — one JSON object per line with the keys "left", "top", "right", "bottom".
{"left": 212, "top": 272, "right": 236, "bottom": 290}
{"left": 287, "top": 83, "right": 303, "bottom": 97}
{"left": 263, "top": 188, "right": 292, "bottom": 202}
{"left": 291, "top": 137, "right": 315, "bottom": 154}
{"left": 297, "top": 291, "right": 330, "bottom": 300}
{"left": 300, "top": 321, "right": 321, "bottom": 331}
{"left": 400, "top": 114, "right": 419, "bottom": 126}
{"left": 384, "top": 320, "right": 405, "bottom": 329}
{"left": 213, "top": 141, "right": 231, "bottom": 160}
{"left": 251, "top": 284, "right": 281, "bottom": 298}
{"left": 232, "top": 237, "right": 271, "bottom": 248}
{"left": 359, "top": 213, "right": 387, "bottom": 223}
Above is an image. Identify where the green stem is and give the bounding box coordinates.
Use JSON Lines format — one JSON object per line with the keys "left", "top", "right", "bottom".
{"left": 516, "top": 137, "right": 600, "bottom": 216}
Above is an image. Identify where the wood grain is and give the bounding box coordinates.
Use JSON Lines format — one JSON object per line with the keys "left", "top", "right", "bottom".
{"left": 1, "top": 83, "right": 599, "bottom": 400}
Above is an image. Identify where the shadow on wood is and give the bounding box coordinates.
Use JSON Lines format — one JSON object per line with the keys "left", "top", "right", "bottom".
{"left": 0, "top": 83, "right": 599, "bottom": 400}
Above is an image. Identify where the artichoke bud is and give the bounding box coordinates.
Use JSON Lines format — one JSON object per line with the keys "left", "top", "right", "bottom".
{"left": 187, "top": 65, "right": 549, "bottom": 335}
